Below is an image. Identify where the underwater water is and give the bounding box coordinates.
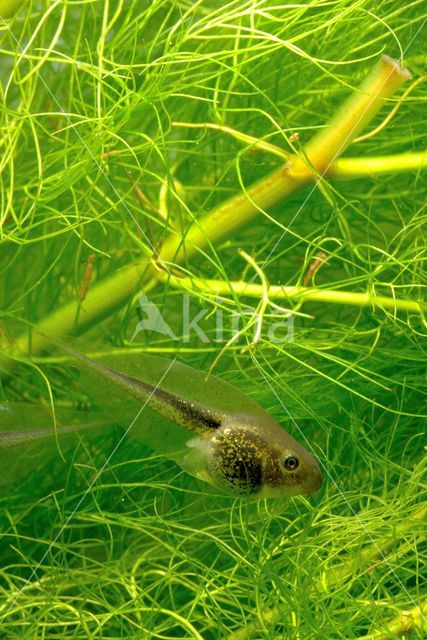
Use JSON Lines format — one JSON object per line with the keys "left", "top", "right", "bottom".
{"left": 0, "top": 1, "right": 426, "bottom": 638}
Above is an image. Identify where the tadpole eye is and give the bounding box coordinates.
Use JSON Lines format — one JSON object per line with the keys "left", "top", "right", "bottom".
{"left": 283, "top": 455, "right": 299, "bottom": 471}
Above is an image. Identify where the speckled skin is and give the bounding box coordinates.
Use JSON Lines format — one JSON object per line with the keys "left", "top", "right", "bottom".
{"left": 191, "top": 414, "right": 322, "bottom": 498}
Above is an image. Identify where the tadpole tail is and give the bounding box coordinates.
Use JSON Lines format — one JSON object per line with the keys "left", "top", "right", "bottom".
{"left": 0, "top": 421, "right": 104, "bottom": 449}
{"left": 51, "top": 340, "right": 222, "bottom": 435}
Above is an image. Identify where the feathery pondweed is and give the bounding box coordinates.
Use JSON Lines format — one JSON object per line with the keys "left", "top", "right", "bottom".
{"left": 0, "top": 1, "right": 426, "bottom": 638}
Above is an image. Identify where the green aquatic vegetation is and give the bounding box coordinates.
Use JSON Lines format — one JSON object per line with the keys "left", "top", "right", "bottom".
{"left": 0, "top": 0, "right": 426, "bottom": 638}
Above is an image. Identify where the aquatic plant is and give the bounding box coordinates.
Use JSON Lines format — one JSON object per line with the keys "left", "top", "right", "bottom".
{"left": 0, "top": 0, "right": 426, "bottom": 637}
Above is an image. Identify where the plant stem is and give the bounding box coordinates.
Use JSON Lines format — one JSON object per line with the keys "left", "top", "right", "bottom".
{"left": 4, "top": 55, "right": 411, "bottom": 366}
{"left": 173, "top": 124, "right": 426, "bottom": 179}
{"left": 160, "top": 57, "right": 411, "bottom": 263}
{"left": 0, "top": 0, "right": 24, "bottom": 18}
{"left": 1, "top": 261, "right": 155, "bottom": 366}
{"left": 294, "top": 55, "right": 411, "bottom": 177}
{"left": 162, "top": 274, "right": 425, "bottom": 315}
{"left": 330, "top": 152, "right": 427, "bottom": 179}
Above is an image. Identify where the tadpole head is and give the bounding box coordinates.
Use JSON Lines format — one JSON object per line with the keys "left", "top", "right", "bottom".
{"left": 206, "top": 414, "right": 323, "bottom": 499}
{"left": 259, "top": 426, "right": 323, "bottom": 498}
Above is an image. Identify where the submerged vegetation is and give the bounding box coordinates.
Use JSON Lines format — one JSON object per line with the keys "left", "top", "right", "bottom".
{"left": 0, "top": 0, "right": 426, "bottom": 637}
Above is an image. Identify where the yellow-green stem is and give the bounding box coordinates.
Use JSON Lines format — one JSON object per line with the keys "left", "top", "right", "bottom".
{"left": 330, "top": 151, "right": 426, "bottom": 179}
{"left": 163, "top": 275, "right": 425, "bottom": 315}
{"left": 0, "top": 0, "right": 24, "bottom": 18}
{"left": 293, "top": 55, "right": 411, "bottom": 178}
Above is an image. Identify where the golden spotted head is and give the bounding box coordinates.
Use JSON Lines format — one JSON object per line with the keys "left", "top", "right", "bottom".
{"left": 202, "top": 414, "right": 322, "bottom": 498}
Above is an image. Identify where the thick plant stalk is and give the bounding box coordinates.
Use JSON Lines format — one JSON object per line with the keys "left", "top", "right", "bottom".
{"left": 293, "top": 56, "right": 411, "bottom": 176}
{"left": 0, "top": 0, "right": 24, "bottom": 18}
{"left": 4, "top": 55, "right": 411, "bottom": 365}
